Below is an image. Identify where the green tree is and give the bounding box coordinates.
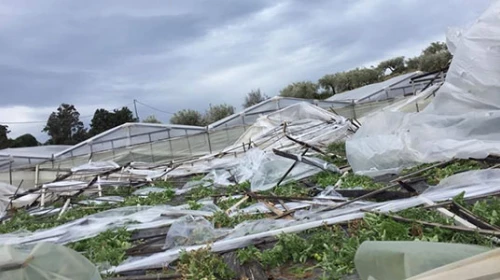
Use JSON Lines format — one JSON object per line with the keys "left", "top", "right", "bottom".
{"left": 406, "top": 57, "right": 420, "bottom": 70}
{"left": 318, "top": 73, "right": 342, "bottom": 96}
{"left": 405, "top": 41, "right": 452, "bottom": 72}
{"left": 43, "top": 103, "right": 87, "bottom": 145}
{"left": 143, "top": 115, "right": 162, "bottom": 124}
{"left": 10, "top": 134, "right": 39, "bottom": 148}
{"left": 279, "top": 81, "right": 322, "bottom": 99}
{"left": 418, "top": 52, "right": 452, "bottom": 72}
{"left": 170, "top": 109, "right": 205, "bottom": 126}
{"left": 320, "top": 68, "right": 383, "bottom": 96}
{"left": 344, "top": 68, "right": 382, "bottom": 88}
{"left": 204, "top": 104, "right": 235, "bottom": 124}
{"left": 0, "top": 125, "right": 10, "bottom": 149}
{"left": 422, "top": 41, "right": 448, "bottom": 56}
{"left": 377, "top": 56, "right": 406, "bottom": 74}
{"left": 243, "top": 89, "right": 269, "bottom": 108}
{"left": 89, "top": 107, "right": 137, "bottom": 136}
{"left": 112, "top": 107, "right": 137, "bottom": 125}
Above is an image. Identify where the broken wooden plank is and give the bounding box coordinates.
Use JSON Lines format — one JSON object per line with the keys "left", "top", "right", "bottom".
{"left": 261, "top": 200, "right": 284, "bottom": 216}
{"left": 225, "top": 195, "right": 249, "bottom": 215}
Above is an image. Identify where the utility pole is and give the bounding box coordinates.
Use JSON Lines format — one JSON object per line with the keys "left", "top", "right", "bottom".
{"left": 133, "top": 99, "right": 140, "bottom": 122}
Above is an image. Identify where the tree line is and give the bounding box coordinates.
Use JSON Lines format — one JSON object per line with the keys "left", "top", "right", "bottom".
{"left": 0, "top": 41, "right": 451, "bottom": 149}
{"left": 171, "top": 41, "right": 451, "bottom": 125}
{"left": 280, "top": 41, "right": 451, "bottom": 99}
{"left": 0, "top": 102, "right": 239, "bottom": 147}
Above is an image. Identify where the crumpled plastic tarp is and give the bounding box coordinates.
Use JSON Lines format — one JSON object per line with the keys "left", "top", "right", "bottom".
{"left": 346, "top": 1, "right": 500, "bottom": 176}
{"left": 71, "top": 161, "right": 120, "bottom": 173}
{"left": 202, "top": 148, "right": 339, "bottom": 192}
{"left": 132, "top": 187, "right": 167, "bottom": 196}
{"left": 0, "top": 182, "right": 39, "bottom": 217}
{"left": 78, "top": 196, "right": 125, "bottom": 205}
{"left": 0, "top": 204, "right": 214, "bottom": 246}
{"left": 163, "top": 215, "right": 229, "bottom": 249}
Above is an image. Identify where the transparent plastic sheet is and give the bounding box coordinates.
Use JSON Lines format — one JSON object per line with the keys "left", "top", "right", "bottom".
{"left": 347, "top": 1, "right": 500, "bottom": 176}
{"left": 0, "top": 183, "right": 38, "bottom": 217}
{"left": 132, "top": 187, "right": 167, "bottom": 196}
{"left": 175, "top": 180, "right": 213, "bottom": 196}
{"left": 0, "top": 204, "right": 214, "bottom": 246}
{"left": 163, "top": 216, "right": 229, "bottom": 250}
{"left": 176, "top": 148, "right": 334, "bottom": 192}
{"left": 224, "top": 219, "right": 295, "bottom": 239}
{"left": 42, "top": 181, "right": 88, "bottom": 192}
{"left": 250, "top": 152, "right": 330, "bottom": 192}
{"left": 231, "top": 102, "right": 347, "bottom": 147}
{"left": 70, "top": 161, "right": 120, "bottom": 173}
{"left": 231, "top": 201, "right": 308, "bottom": 217}
{"left": 165, "top": 103, "right": 351, "bottom": 180}
{"left": 0, "top": 242, "right": 102, "bottom": 280}
{"left": 124, "top": 168, "right": 168, "bottom": 180}
{"left": 354, "top": 241, "right": 491, "bottom": 280}
{"left": 106, "top": 169, "right": 500, "bottom": 273}
{"left": 203, "top": 169, "right": 233, "bottom": 186}
{"left": 78, "top": 196, "right": 125, "bottom": 205}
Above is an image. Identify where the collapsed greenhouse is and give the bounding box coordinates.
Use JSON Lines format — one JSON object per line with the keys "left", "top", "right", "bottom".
{"left": 1, "top": 2, "right": 500, "bottom": 280}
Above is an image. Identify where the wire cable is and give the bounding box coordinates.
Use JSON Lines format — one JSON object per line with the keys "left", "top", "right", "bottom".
{"left": 134, "top": 99, "right": 175, "bottom": 115}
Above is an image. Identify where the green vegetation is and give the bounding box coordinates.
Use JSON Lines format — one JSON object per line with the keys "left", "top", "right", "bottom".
{"left": 314, "top": 171, "right": 384, "bottom": 190}
{"left": 210, "top": 211, "right": 266, "bottom": 228}
{"left": 243, "top": 89, "right": 269, "bottom": 108}
{"left": 177, "top": 247, "right": 235, "bottom": 280}
{"left": 401, "top": 159, "right": 483, "bottom": 185}
{"left": 68, "top": 228, "right": 132, "bottom": 266}
{"left": 233, "top": 207, "right": 492, "bottom": 279}
{"left": 0, "top": 185, "right": 175, "bottom": 234}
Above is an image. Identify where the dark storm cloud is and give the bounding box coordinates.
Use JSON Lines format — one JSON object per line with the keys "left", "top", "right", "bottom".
{"left": 0, "top": 0, "right": 492, "bottom": 139}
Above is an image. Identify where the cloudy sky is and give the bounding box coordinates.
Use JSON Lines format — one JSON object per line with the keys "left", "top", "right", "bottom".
{"left": 0, "top": 0, "right": 491, "bottom": 140}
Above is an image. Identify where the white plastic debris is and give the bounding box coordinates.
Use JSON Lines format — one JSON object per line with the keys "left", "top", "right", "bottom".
{"left": 71, "top": 161, "right": 120, "bottom": 173}
{"left": 347, "top": 1, "right": 500, "bottom": 176}
{"left": 132, "top": 187, "right": 167, "bottom": 196}
{"left": 78, "top": 196, "right": 125, "bottom": 205}
{"left": 163, "top": 215, "right": 229, "bottom": 249}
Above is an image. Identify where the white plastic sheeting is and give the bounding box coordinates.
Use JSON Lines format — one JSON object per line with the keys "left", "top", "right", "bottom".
{"left": 0, "top": 183, "right": 38, "bottom": 217}
{"left": 230, "top": 102, "right": 348, "bottom": 148}
{"left": 347, "top": 1, "right": 500, "bottom": 176}
{"left": 106, "top": 169, "right": 500, "bottom": 273}
{"left": 71, "top": 161, "right": 120, "bottom": 173}
{"left": 168, "top": 103, "right": 351, "bottom": 182}
{"left": 178, "top": 148, "right": 339, "bottom": 192}
{"left": 0, "top": 204, "right": 216, "bottom": 246}
{"left": 163, "top": 216, "right": 229, "bottom": 249}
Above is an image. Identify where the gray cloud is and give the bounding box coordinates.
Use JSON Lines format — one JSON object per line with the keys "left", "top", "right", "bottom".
{"left": 0, "top": 0, "right": 492, "bottom": 140}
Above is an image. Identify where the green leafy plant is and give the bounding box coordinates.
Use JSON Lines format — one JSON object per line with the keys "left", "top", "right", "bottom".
{"left": 177, "top": 247, "right": 234, "bottom": 280}
{"left": 401, "top": 160, "right": 482, "bottom": 185}
{"left": 68, "top": 228, "right": 132, "bottom": 266}
{"left": 210, "top": 211, "right": 265, "bottom": 228}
